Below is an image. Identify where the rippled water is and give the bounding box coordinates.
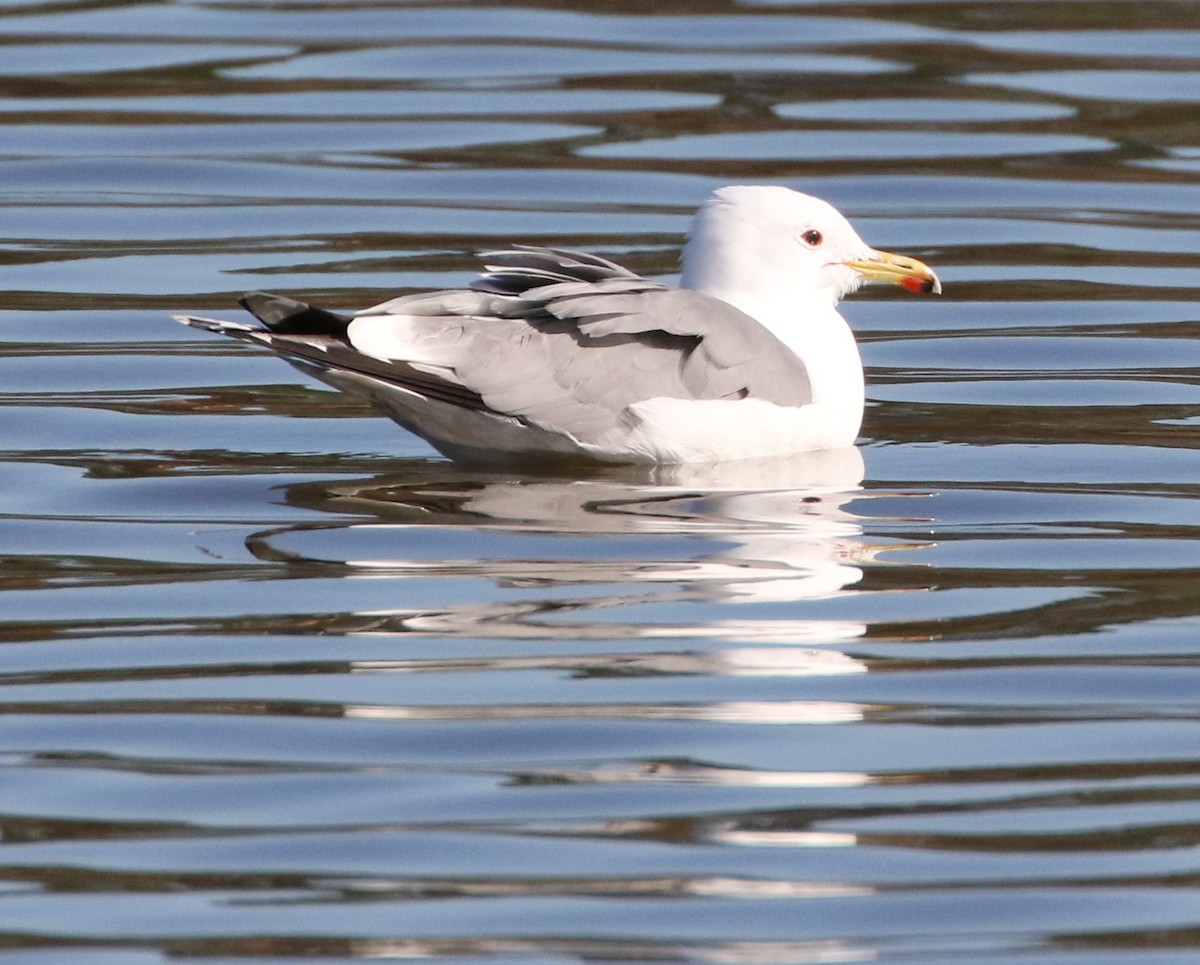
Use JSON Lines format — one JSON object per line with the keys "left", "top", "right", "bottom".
{"left": 3, "top": 2, "right": 1200, "bottom": 963}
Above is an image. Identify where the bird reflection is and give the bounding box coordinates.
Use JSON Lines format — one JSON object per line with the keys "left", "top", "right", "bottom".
{"left": 348, "top": 936, "right": 874, "bottom": 964}
{"left": 247, "top": 446, "right": 897, "bottom": 650}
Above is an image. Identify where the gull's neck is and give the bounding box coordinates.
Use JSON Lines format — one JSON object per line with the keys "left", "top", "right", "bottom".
{"left": 679, "top": 214, "right": 864, "bottom": 440}
{"left": 679, "top": 222, "right": 846, "bottom": 358}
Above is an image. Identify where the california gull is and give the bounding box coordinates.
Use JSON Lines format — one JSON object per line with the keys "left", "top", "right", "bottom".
{"left": 175, "top": 185, "right": 939, "bottom": 464}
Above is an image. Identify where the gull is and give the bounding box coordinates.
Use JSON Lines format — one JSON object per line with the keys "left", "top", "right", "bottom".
{"left": 176, "top": 185, "right": 939, "bottom": 465}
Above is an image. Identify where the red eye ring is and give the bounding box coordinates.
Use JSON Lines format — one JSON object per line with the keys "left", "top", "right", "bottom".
{"left": 801, "top": 229, "right": 823, "bottom": 247}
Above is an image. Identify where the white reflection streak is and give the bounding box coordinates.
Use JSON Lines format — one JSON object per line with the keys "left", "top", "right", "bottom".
{"left": 707, "top": 829, "right": 859, "bottom": 848}
{"left": 708, "top": 646, "right": 866, "bottom": 676}
{"left": 350, "top": 646, "right": 866, "bottom": 677}
{"left": 528, "top": 760, "right": 870, "bottom": 788}
{"left": 387, "top": 608, "right": 870, "bottom": 645}
{"left": 344, "top": 699, "right": 865, "bottom": 724}
{"left": 694, "top": 943, "right": 876, "bottom": 965}
{"left": 353, "top": 938, "right": 876, "bottom": 964}
{"left": 689, "top": 876, "right": 869, "bottom": 897}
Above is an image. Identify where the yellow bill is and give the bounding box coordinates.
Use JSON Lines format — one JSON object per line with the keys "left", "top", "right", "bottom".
{"left": 844, "top": 250, "right": 941, "bottom": 294}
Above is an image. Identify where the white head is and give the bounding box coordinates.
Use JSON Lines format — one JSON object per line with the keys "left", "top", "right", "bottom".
{"left": 680, "top": 185, "right": 939, "bottom": 314}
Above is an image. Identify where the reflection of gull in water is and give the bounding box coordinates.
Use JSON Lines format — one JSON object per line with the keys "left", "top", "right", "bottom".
{"left": 350, "top": 646, "right": 865, "bottom": 680}
{"left": 246, "top": 447, "right": 931, "bottom": 648}
{"left": 353, "top": 938, "right": 875, "bottom": 964}
{"left": 493, "top": 758, "right": 871, "bottom": 788}
{"left": 346, "top": 699, "right": 865, "bottom": 725}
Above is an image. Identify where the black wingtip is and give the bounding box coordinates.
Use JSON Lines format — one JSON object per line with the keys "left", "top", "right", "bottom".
{"left": 238, "top": 291, "right": 352, "bottom": 335}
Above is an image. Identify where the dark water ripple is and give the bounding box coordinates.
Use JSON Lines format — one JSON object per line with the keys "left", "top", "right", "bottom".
{"left": 1, "top": 1, "right": 1200, "bottom": 963}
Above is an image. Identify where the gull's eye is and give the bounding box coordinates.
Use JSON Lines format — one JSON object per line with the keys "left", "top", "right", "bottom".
{"left": 801, "top": 229, "right": 823, "bottom": 247}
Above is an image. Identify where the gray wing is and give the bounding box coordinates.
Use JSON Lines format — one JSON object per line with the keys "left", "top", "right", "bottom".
{"left": 347, "top": 247, "right": 813, "bottom": 445}
{"left": 178, "top": 246, "right": 813, "bottom": 449}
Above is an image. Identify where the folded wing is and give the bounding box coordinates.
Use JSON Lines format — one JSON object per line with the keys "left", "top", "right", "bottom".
{"left": 176, "top": 246, "right": 812, "bottom": 455}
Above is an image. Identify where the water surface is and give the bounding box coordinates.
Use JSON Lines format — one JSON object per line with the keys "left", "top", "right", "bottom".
{"left": 3, "top": 2, "right": 1200, "bottom": 963}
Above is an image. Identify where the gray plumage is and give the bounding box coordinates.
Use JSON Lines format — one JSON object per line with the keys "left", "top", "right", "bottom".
{"left": 176, "top": 245, "right": 812, "bottom": 461}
